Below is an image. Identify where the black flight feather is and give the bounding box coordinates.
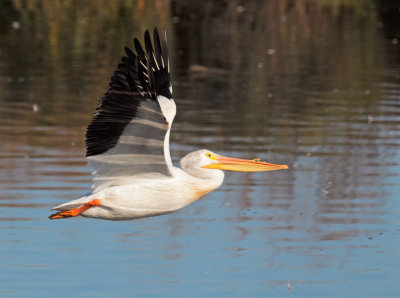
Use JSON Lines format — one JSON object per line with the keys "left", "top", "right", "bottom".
{"left": 153, "top": 28, "right": 163, "bottom": 68}
{"left": 162, "top": 29, "right": 169, "bottom": 72}
{"left": 85, "top": 27, "right": 172, "bottom": 157}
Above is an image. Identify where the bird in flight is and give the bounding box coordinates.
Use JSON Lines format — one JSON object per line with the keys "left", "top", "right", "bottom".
{"left": 49, "top": 28, "right": 288, "bottom": 220}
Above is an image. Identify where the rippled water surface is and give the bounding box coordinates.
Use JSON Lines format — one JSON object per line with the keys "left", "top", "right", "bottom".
{"left": 1, "top": 1, "right": 400, "bottom": 297}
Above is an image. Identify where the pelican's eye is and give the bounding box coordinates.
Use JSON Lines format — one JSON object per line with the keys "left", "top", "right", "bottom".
{"left": 205, "top": 152, "right": 218, "bottom": 160}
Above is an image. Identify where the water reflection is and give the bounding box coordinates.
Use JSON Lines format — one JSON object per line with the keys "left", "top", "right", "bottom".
{"left": 0, "top": 0, "right": 399, "bottom": 296}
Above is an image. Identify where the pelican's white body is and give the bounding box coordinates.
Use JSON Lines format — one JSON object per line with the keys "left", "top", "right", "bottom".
{"left": 53, "top": 153, "right": 224, "bottom": 220}
{"left": 53, "top": 94, "right": 226, "bottom": 220}
{"left": 50, "top": 30, "right": 287, "bottom": 221}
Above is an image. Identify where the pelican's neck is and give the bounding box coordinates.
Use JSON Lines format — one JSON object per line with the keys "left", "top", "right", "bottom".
{"left": 167, "top": 166, "right": 224, "bottom": 208}
{"left": 179, "top": 150, "right": 225, "bottom": 196}
{"left": 180, "top": 166, "right": 225, "bottom": 192}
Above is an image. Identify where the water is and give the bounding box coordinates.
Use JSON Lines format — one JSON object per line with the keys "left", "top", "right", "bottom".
{"left": 1, "top": 1, "right": 400, "bottom": 297}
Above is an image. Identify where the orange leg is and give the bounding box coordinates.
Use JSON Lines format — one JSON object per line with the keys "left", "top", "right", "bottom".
{"left": 49, "top": 199, "right": 101, "bottom": 220}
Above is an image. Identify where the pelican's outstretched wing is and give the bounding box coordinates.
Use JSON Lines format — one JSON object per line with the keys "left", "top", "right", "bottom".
{"left": 85, "top": 28, "right": 176, "bottom": 191}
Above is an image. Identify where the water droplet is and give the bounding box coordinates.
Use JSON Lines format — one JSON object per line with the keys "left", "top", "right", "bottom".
{"left": 12, "top": 21, "right": 20, "bottom": 30}
{"left": 236, "top": 6, "right": 245, "bottom": 13}
{"left": 32, "top": 104, "right": 39, "bottom": 113}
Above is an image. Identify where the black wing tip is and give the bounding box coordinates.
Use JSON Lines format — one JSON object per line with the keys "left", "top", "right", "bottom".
{"left": 85, "top": 28, "right": 172, "bottom": 157}
{"left": 109, "top": 28, "right": 170, "bottom": 98}
{"left": 124, "top": 46, "right": 135, "bottom": 59}
{"left": 138, "top": 27, "right": 172, "bottom": 99}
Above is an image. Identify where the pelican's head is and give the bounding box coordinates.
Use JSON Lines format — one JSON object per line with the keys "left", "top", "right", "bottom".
{"left": 180, "top": 149, "right": 288, "bottom": 179}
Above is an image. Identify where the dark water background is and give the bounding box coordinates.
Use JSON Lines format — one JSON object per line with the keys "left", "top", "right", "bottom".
{"left": 0, "top": 0, "right": 400, "bottom": 297}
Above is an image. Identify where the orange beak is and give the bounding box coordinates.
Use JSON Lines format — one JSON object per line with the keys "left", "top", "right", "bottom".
{"left": 202, "top": 155, "right": 289, "bottom": 172}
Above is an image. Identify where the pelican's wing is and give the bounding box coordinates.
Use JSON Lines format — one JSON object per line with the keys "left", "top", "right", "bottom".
{"left": 85, "top": 28, "right": 176, "bottom": 191}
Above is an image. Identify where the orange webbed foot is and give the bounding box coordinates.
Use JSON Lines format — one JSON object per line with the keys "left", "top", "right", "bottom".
{"left": 49, "top": 199, "right": 101, "bottom": 220}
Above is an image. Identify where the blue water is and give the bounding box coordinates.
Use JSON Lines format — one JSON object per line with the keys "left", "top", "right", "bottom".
{"left": 1, "top": 143, "right": 400, "bottom": 297}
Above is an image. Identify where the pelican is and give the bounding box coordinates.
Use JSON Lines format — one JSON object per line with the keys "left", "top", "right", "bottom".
{"left": 49, "top": 28, "right": 288, "bottom": 220}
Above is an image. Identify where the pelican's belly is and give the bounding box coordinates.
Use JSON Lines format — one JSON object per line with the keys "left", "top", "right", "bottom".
{"left": 81, "top": 179, "right": 205, "bottom": 220}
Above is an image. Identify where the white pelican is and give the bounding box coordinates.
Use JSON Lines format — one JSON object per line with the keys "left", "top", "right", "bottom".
{"left": 49, "top": 28, "right": 288, "bottom": 220}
